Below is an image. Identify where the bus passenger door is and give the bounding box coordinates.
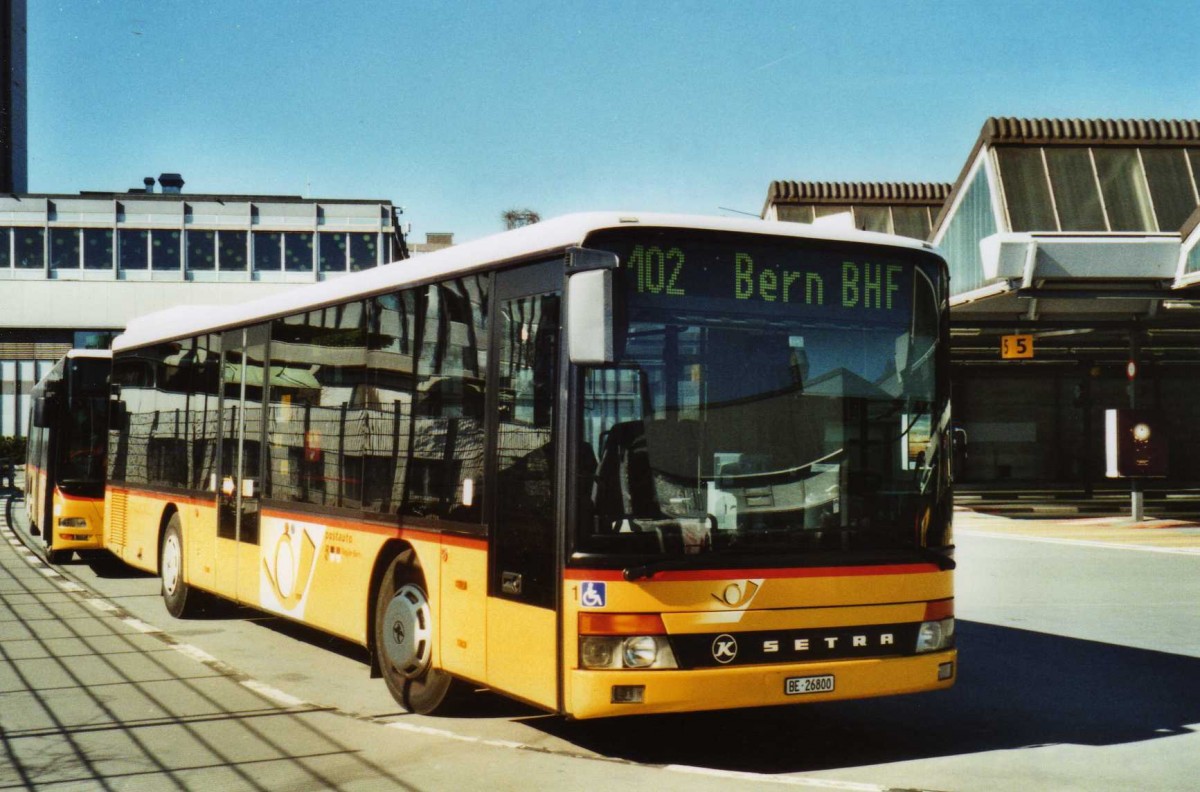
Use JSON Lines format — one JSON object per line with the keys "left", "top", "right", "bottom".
{"left": 485, "top": 263, "right": 563, "bottom": 710}
{"left": 216, "top": 326, "right": 267, "bottom": 602}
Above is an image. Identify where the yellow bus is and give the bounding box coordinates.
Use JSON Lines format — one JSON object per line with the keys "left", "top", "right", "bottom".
{"left": 104, "top": 213, "right": 955, "bottom": 718}
{"left": 25, "top": 350, "right": 111, "bottom": 563}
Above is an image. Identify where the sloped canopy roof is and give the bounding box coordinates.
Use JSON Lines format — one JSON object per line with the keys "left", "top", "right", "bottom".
{"left": 766, "top": 181, "right": 951, "bottom": 205}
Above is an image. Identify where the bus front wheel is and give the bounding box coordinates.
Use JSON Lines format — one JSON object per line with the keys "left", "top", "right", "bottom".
{"left": 374, "top": 553, "right": 463, "bottom": 715}
{"left": 161, "top": 514, "right": 198, "bottom": 618}
{"left": 47, "top": 548, "right": 73, "bottom": 564}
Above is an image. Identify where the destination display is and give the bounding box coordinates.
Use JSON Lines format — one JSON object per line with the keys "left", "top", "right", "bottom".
{"left": 593, "top": 232, "right": 923, "bottom": 322}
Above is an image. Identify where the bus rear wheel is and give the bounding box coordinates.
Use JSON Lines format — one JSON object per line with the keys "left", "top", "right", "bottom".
{"left": 161, "top": 514, "right": 198, "bottom": 618}
{"left": 374, "top": 553, "right": 464, "bottom": 715}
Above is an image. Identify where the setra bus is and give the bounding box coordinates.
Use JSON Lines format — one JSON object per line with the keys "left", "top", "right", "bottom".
{"left": 25, "top": 349, "right": 112, "bottom": 563}
{"left": 103, "top": 213, "right": 955, "bottom": 718}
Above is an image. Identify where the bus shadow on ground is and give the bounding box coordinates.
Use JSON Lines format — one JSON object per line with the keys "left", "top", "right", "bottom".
{"left": 535, "top": 620, "right": 1200, "bottom": 773}
{"left": 82, "top": 551, "right": 156, "bottom": 578}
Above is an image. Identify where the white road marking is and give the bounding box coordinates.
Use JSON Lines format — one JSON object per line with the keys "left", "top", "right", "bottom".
{"left": 668, "top": 764, "right": 890, "bottom": 790}
{"left": 958, "top": 529, "right": 1200, "bottom": 556}
{"left": 386, "top": 722, "right": 902, "bottom": 790}
{"left": 241, "top": 679, "right": 307, "bottom": 708}
{"left": 121, "top": 617, "right": 162, "bottom": 634}
{"left": 172, "top": 643, "right": 219, "bottom": 664}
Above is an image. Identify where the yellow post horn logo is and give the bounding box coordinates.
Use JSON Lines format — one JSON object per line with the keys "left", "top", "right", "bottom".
{"left": 713, "top": 580, "right": 760, "bottom": 608}
{"left": 263, "top": 526, "right": 318, "bottom": 610}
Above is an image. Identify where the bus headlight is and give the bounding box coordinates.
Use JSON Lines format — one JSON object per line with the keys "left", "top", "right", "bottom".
{"left": 578, "top": 612, "right": 679, "bottom": 670}
{"left": 623, "top": 636, "right": 658, "bottom": 668}
{"left": 579, "top": 636, "right": 678, "bottom": 670}
{"left": 915, "top": 618, "right": 955, "bottom": 653}
{"left": 580, "top": 636, "right": 617, "bottom": 668}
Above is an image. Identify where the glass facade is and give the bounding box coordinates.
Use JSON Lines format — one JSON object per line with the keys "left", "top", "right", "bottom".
{"left": 1093, "top": 148, "right": 1156, "bottom": 231}
{"left": 253, "top": 231, "right": 282, "bottom": 272}
{"left": 187, "top": 230, "right": 216, "bottom": 271}
{"left": 776, "top": 205, "right": 815, "bottom": 224}
{"left": 892, "top": 206, "right": 933, "bottom": 239}
{"left": 1180, "top": 236, "right": 1200, "bottom": 277}
{"left": 83, "top": 229, "right": 113, "bottom": 270}
{"left": 996, "top": 148, "right": 1057, "bottom": 231}
{"left": 995, "top": 145, "right": 1200, "bottom": 234}
{"left": 776, "top": 203, "right": 933, "bottom": 239}
{"left": 119, "top": 229, "right": 148, "bottom": 270}
{"left": 319, "top": 232, "right": 347, "bottom": 272}
{"left": 14, "top": 227, "right": 43, "bottom": 269}
{"left": 853, "top": 205, "right": 891, "bottom": 233}
{"left": 1044, "top": 148, "right": 1106, "bottom": 231}
{"left": 284, "top": 232, "right": 314, "bottom": 272}
{"left": 1141, "top": 149, "right": 1196, "bottom": 231}
{"left": 219, "top": 230, "right": 248, "bottom": 271}
{"left": 151, "top": 229, "right": 182, "bottom": 270}
{"left": 0, "top": 226, "right": 386, "bottom": 276}
{"left": 349, "top": 232, "right": 378, "bottom": 271}
{"left": 50, "top": 228, "right": 80, "bottom": 269}
{"left": 939, "top": 165, "right": 997, "bottom": 295}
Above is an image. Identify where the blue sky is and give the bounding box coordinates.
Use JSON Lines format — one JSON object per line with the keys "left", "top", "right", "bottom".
{"left": 26, "top": 0, "right": 1200, "bottom": 244}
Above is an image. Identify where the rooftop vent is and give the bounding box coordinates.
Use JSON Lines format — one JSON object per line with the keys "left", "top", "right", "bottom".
{"left": 143, "top": 176, "right": 156, "bottom": 193}
{"left": 158, "top": 173, "right": 185, "bottom": 194}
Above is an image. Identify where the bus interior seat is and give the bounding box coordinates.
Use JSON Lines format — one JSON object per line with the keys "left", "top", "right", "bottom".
{"left": 593, "top": 420, "right": 661, "bottom": 528}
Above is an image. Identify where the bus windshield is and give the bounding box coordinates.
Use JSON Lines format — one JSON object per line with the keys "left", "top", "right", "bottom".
{"left": 58, "top": 359, "right": 109, "bottom": 495}
{"left": 572, "top": 229, "right": 949, "bottom": 570}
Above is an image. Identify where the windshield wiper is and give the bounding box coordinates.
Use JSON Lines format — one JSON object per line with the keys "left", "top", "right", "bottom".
{"left": 622, "top": 556, "right": 698, "bottom": 581}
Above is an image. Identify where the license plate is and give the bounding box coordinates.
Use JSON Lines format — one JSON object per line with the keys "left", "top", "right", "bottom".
{"left": 785, "top": 674, "right": 835, "bottom": 695}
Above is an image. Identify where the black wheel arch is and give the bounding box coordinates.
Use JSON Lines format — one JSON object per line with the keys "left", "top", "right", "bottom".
{"left": 367, "top": 539, "right": 420, "bottom": 677}
{"left": 156, "top": 504, "right": 180, "bottom": 574}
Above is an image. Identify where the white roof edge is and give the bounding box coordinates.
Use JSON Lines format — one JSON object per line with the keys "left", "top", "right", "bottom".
{"left": 65, "top": 349, "right": 113, "bottom": 360}
{"left": 113, "top": 211, "right": 941, "bottom": 352}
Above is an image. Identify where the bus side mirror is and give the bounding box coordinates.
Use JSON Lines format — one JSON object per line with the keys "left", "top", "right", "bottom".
{"left": 109, "top": 385, "right": 128, "bottom": 429}
{"left": 567, "top": 266, "right": 617, "bottom": 365}
{"left": 561, "top": 246, "right": 619, "bottom": 367}
{"left": 110, "top": 400, "right": 127, "bottom": 429}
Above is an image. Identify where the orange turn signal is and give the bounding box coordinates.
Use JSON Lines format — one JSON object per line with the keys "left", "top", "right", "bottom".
{"left": 923, "top": 599, "right": 954, "bottom": 621}
{"left": 579, "top": 613, "right": 666, "bottom": 636}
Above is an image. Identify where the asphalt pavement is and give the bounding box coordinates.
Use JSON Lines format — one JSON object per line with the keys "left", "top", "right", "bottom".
{"left": 953, "top": 504, "right": 1200, "bottom": 554}
{"left": 0, "top": 492, "right": 426, "bottom": 791}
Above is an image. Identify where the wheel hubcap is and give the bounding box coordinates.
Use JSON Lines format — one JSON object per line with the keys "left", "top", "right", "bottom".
{"left": 382, "top": 584, "right": 433, "bottom": 678}
{"left": 163, "top": 535, "right": 180, "bottom": 596}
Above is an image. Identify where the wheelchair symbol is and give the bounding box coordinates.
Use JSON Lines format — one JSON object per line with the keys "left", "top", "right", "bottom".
{"left": 581, "top": 581, "right": 606, "bottom": 608}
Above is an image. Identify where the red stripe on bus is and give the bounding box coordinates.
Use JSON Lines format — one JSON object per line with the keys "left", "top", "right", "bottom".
{"left": 259, "top": 506, "right": 486, "bottom": 548}
{"left": 56, "top": 490, "right": 104, "bottom": 504}
{"left": 563, "top": 564, "right": 941, "bottom": 582}
{"left": 439, "top": 533, "right": 488, "bottom": 550}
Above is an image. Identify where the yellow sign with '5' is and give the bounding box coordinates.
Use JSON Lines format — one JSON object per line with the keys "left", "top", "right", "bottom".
{"left": 1001, "top": 334, "right": 1034, "bottom": 359}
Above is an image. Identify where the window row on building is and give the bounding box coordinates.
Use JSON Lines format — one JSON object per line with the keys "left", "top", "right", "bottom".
{"left": 995, "top": 145, "right": 1200, "bottom": 234}
{"left": 0, "top": 227, "right": 397, "bottom": 275}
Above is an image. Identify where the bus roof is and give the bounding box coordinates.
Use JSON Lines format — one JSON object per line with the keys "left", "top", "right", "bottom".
{"left": 65, "top": 349, "right": 112, "bottom": 361}
{"left": 113, "top": 211, "right": 939, "bottom": 352}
